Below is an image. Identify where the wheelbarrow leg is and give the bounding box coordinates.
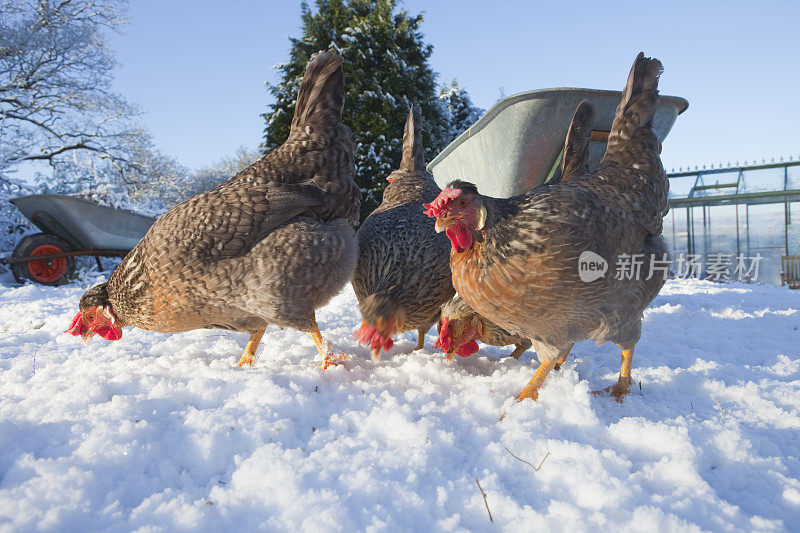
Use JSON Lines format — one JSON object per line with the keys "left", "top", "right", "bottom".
{"left": 95, "top": 256, "right": 104, "bottom": 272}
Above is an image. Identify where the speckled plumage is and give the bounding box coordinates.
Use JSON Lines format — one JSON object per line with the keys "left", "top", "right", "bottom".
{"left": 78, "top": 51, "right": 359, "bottom": 346}
{"left": 441, "top": 53, "right": 669, "bottom": 370}
{"left": 352, "top": 107, "right": 454, "bottom": 355}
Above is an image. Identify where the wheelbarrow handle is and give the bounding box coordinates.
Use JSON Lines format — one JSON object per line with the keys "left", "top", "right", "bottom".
{"left": 0, "top": 249, "right": 129, "bottom": 265}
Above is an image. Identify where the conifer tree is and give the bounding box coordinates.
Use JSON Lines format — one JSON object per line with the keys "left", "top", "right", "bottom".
{"left": 439, "top": 79, "right": 484, "bottom": 139}
{"left": 262, "top": 0, "right": 481, "bottom": 219}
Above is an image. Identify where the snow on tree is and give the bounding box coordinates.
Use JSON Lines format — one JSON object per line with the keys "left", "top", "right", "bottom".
{"left": 262, "top": 0, "right": 480, "bottom": 219}
{"left": 0, "top": 0, "right": 192, "bottom": 251}
{"left": 439, "top": 79, "right": 484, "bottom": 139}
{"left": 0, "top": 0, "right": 148, "bottom": 183}
{"left": 189, "top": 146, "right": 261, "bottom": 198}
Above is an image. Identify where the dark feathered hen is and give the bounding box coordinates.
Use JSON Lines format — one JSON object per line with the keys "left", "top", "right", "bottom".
{"left": 68, "top": 51, "right": 360, "bottom": 366}
{"left": 352, "top": 106, "right": 454, "bottom": 359}
{"left": 435, "top": 294, "right": 532, "bottom": 363}
{"left": 425, "top": 53, "right": 669, "bottom": 402}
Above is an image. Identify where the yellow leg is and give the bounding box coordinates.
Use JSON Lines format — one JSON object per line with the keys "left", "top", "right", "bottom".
{"left": 309, "top": 318, "right": 327, "bottom": 358}
{"left": 508, "top": 343, "right": 527, "bottom": 360}
{"left": 553, "top": 345, "right": 572, "bottom": 371}
{"left": 593, "top": 346, "right": 634, "bottom": 402}
{"left": 516, "top": 359, "right": 557, "bottom": 402}
{"left": 237, "top": 327, "right": 266, "bottom": 366}
{"left": 414, "top": 327, "right": 426, "bottom": 351}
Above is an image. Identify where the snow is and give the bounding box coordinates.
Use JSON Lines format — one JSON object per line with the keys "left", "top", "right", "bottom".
{"left": 0, "top": 273, "right": 799, "bottom": 531}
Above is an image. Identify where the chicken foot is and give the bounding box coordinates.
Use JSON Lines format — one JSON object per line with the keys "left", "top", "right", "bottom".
{"left": 237, "top": 327, "right": 266, "bottom": 366}
{"left": 592, "top": 346, "right": 634, "bottom": 402}
{"left": 310, "top": 316, "right": 349, "bottom": 369}
{"left": 515, "top": 345, "right": 572, "bottom": 401}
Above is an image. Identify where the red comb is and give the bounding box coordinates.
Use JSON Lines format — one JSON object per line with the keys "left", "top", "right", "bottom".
{"left": 434, "top": 318, "right": 452, "bottom": 353}
{"left": 67, "top": 312, "right": 84, "bottom": 336}
{"left": 423, "top": 188, "right": 462, "bottom": 218}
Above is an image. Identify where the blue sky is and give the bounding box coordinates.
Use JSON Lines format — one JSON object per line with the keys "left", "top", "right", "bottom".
{"left": 108, "top": 0, "right": 800, "bottom": 173}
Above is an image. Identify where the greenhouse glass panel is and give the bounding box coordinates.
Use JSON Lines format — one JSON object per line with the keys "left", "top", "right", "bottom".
{"left": 665, "top": 206, "right": 689, "bottom": 256}
{"left": 707, "top": 204, "right": 738, "bottom": 255}
{"left": 738, "top": 167, "right": 785, "bottom": 194}
{"left": 690, "top": 205, "right": 709, "bottom": 258}
{"left": 789, "top": 201, "right": 800, "bottom": 256}
{"left": 740, "top": 203, "right": 785, "bottom": 285}
{"left": 788, "top": 165, "right": 800, "bottom": 190}
{"left": 693, "top": 171, "right": 739, "bottom": 197}
{"left": 668, "top": 175, "right": 696, "bottom": 199}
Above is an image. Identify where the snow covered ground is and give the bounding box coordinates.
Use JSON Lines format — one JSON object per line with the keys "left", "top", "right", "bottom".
{"left": 1, "top": 271, "right": 799, "bottom": 532}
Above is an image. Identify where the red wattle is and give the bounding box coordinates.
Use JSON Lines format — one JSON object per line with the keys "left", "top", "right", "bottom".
{"left": 96, "top": 324, "right": 122, "bottom": 341}
{"left": 445, "top": 225, "right": 473, "bottom": 252}
{"left": 67, "top": 312, "right": 84, "bottom": 336}
{"left": 456, "top": 340, "right": 479, "bottom": 357}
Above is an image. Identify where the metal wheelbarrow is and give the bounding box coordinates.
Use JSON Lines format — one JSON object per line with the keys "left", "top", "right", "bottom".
{"left": 427, "top": 88, "right": 689, "bottom": 197}
{"left": 1, "top": 195, "right": 156, "bottom": 285}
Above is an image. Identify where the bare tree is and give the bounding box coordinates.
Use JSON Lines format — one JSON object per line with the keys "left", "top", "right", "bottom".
{"left": 0, "top": 0, "right": 146, "bottom": 183}
{"left": 188, "top": 146, "right": 260, "bottom": 197}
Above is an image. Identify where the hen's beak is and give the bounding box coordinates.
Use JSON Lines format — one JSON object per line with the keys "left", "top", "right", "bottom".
{"left": 434, "top": 217, "right": 452, "bottom": 233}
{"left": 444, "top": 350, "right": 456, "bottom": 364}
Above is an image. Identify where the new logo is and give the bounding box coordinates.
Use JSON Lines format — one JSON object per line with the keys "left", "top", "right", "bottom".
{"left": 578, "top": 251, "right": 608, "bottom": 282}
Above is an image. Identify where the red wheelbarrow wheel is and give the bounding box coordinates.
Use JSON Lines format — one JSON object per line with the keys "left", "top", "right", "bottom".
{"left": 11, "top": 233, "right": 76, "bottom": 286}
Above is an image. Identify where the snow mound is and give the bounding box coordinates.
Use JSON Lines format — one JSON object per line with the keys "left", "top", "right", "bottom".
{"left": 0, "top": 278, "right": 798, "bottom": 531}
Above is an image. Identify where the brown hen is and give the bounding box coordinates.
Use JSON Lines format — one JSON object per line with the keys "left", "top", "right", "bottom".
{"left": 353, "top": 106, "right": 454, "bottom": 360}
{"left": 425, "top": 53, "right": 670, "bottom": 402}
{"left": 433, "top": 100, "right": 595, "bottom": 366}
{"left": 68, "top": 51, "right": 360, "bottom": 366}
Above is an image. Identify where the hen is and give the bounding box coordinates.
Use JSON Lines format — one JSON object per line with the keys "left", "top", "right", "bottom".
{"left": 432, "top": 100, "right": 594, "bottom": 365}
{"left": 425, "top": 53, "right": 669, "bottom": 402}
{"left": 353, "top": 106, "right": 454, "bottom": 359}
{"left": 435, "top": 294, "right": 532, "bottom": 363}
{"left": 68, "top": 51, "right": 360, "bottom": 366}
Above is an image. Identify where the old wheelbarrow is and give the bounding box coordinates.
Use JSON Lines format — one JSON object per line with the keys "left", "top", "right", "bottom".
{"left": 1, "top": 195, "right": 156, "bottom": 285}
{"left": 427, "top": 88, "right": 689, "bottom": 197}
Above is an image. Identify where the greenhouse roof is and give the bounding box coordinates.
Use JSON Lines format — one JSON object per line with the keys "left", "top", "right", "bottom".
{"left": 668, "top": 160, "right": 800, "bottom": 206}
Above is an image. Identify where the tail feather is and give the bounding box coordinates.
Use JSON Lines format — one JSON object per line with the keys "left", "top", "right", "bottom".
{"left": 601, "top": 52, "right": 663, "bottom": 164}
{"left": 290, "top": 51, "right": 345, "bottom": 132}
{"left": 399, "top": 105, "right": 426, "bottom": 172}
{"left": 553, "top": 100, "right": 594, "bottom": 184}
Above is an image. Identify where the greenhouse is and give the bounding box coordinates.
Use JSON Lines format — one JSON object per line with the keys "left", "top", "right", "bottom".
{"left": 664, "top": 160, "right": 800, "bottom": 286}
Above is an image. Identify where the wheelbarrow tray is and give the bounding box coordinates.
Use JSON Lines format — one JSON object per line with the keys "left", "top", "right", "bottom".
{"left": 427, "top": 87, "right": 689, "bottom": 198}
{"left": 10, "top": 195, "right": 156, "bottom": 251}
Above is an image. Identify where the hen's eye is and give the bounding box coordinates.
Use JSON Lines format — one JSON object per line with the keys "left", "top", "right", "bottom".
{"left": 86, "top": 313, "right": 95, "bottom": 321}
{"left": 460, "top": 199, "right": 467, "bottom": 207}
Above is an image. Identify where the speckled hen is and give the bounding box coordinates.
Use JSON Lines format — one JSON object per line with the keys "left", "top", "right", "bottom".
{"left": 68, "top": 51, "right": 360, "bottom": 366}
{"left": 353, "top": 106, "right": 454, "bottom": 359}
{"left": 425, "top": 53, "right": 670, "bottom": 402}
{"left": 432, "top": 100, "right": 595, "bottom": 365}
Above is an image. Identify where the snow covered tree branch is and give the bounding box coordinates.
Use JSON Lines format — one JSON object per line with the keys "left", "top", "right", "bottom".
{"left": 0, "top": 0, "right": 147, "bottom": 186}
